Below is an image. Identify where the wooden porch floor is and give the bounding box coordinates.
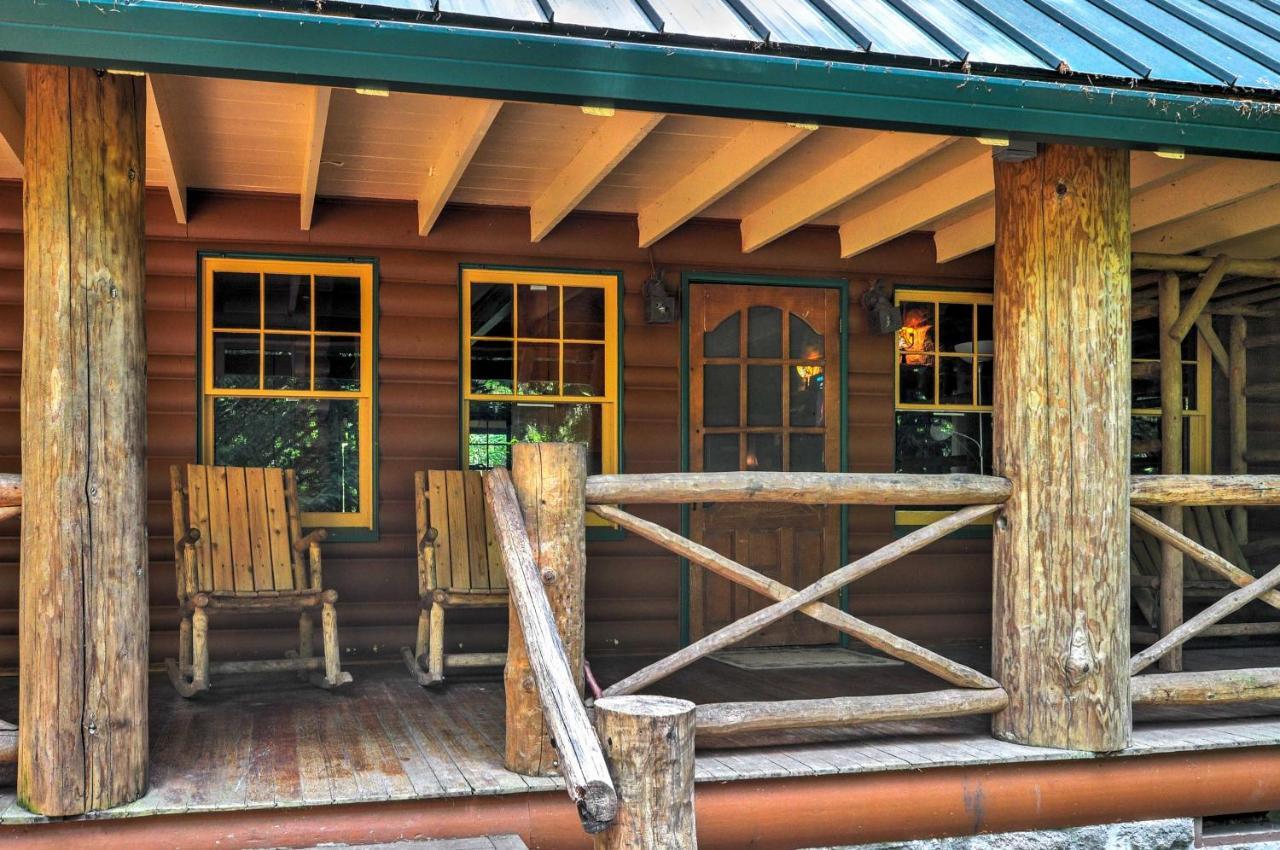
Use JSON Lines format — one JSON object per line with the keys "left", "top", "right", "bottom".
{"left": 2, "top": 644, "right": 1280, "bottom": 824}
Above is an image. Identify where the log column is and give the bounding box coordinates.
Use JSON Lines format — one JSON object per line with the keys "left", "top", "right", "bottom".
{"left": 1157, "top": 272, "right": 1184, "bottom": 672}
{"left": 20, "top": 65, "right": 149, "bottom": 815}
{"left": 505, "top": 442, "right": 588, "bottom": 775}
{"left": 991, "top": 143, "right": 1131, "bottom": 752}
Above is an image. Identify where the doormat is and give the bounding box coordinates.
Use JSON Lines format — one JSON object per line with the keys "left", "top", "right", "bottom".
{"left": 710, "top": 646, "right": 904, "bottom": 671}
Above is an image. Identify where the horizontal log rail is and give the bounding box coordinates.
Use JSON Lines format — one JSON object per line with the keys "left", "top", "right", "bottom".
{"left": 1133, "top": 668, "right": 1280, "bottom": 705}
{"left": 695, "top": 688, "right": 1009, "bottom": 736}
{"left": 484, "top": 468, "right": 617, "bottom": 833}
{"left": 0, "top": 473, "right": 18, "bottom": 522}
{"left": 585, "top": 472, "right": 1011, "bottom": 506}
{"left": 1131, "top": 474, "right": 1280, "bottom": 506}
{"left": 602, "top": 502, "right": 1001, "bottom": 698}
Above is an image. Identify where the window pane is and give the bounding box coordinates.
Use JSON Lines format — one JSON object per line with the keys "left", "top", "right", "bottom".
{"left": 745, "top": 433, "right": 782, "bottom": 471}
{"left": 315, "top": 276, "right": 361, "bottom": 333}
{"left": 938, "top": 302, "right": 973, "bottom": 353}
{"left": 939, "top": 356, "right": 972, "bottom": 405}
{"left": 895, "top": 411, "right": 990, "bottom": 475}
{"left": 1132, "top": 362, "right": 1160, "bottom": 409}
{"left": 315, "top": 336, "right": 360, "bottom": 392}
{"left": 471, "top": 339, "right": 513, "bottom": 394}
{"left": 788, "top": 313, "right": 824, "bottom": 359}
{"left": 747, "top": 365, "right": 782, "bottom": 426}
{"left": 977, "top": 304, "right": 993, "bottom": 346}
{"left": 517, "top": 341, "right": 559, "bottom": 395}
{"left": 518, "top": 284, "right": 559, "bottom": 339}
{"left": 790, "top": 433, "right": 825, "bottom": 472}
{"left": 899, "top": 357, "right": 934, "bottom": 404}
{"left": 703, "top": 434, "right": 739, "bottom": 472}
{"left": 564, "top": 343, "right": 605, "bottom": 397}
{"left": 704, "top": 312, "right": 740, "bottom": 357}
{"left": 264, "top": 274, "right": 311, "bottom": 330}
{"left": 1131, "top": 415, "right": 1161, "bottom": 474}
{"left": 472, "top": 283, "right": 514, "bottom": 337}
{"left": 466, "top": 401, "right": 603, "bottom": 474}
{"left": 977, "top": 357, "right": 994, "bottom": 407}
{"left": 263, "top": 334, "right": 310, "bottom": 390}
{"left": 212, "top": 272, "right": 259, "bottom": 329}
{"left": 1182, "top": 364, "right": 1197, "bottom": 409}
{"left": 1132, "top": 317, "right": 1160, "bottom": 360}
{"left": 564, "top": 286, "right": 605, "bottom": 340}
{"left": 213, "top": 333, "right": 260, "bottom": 389}
{"left": 790, "top": 364, "right": 825, "bottom": 427}
{"left": 212, "top": 397, "right": 360, "bottom": 514}
{"left": 703, "top": 364, "right": 739, "bottom": 427}
{"left": 747, "top": 306, "right": 781, "bottom": 358}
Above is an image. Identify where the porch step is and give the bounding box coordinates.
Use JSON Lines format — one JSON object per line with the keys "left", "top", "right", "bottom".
{"left": 299, "top": 837, "right": 527, "bottom": 850}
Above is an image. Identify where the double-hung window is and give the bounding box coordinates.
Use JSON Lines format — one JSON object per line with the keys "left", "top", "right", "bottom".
{"left": 462, "top": 267, "right": 620, "bottom": 477}
{"left": 200, "top": 256, "right": 376, "bottom": 532}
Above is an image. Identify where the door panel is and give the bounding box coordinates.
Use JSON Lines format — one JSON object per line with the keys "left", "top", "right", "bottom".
{"left": 688, "top": 283, "right": 843, "bottom": 647}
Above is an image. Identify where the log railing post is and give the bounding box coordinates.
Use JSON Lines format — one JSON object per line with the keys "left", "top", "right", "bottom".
{"left": 20, "top": 65, "right": 149, "bottom": 814}
{"left": 1157, "top": 271, "right": 1185, "bottom": 672}
{"left": 991, "top": 143, "right": 1131, "bottom": 752}
{"left": 1229, "top": 315, "right": 1248, "bottom": 543}
{"left": 505, "top": 442, "right": 589, "bottom": 775}
{"left": 594, "top": 696, "right": 697, "bottom": 850}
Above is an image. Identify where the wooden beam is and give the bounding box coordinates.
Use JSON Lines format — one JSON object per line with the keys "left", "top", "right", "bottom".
{"left": 0, "top": 79, "right": 22, "bottom": 171}
{"left": 145, "top": 74, "right": 188, "bottom": 225}
{"left": 1133, "top": 253, "right": 1280, "bottom": 277}
{"left": 22, "top": 65, "right": 149, "bottom": 816}
{"left": 1132, "top": 668, "right": 1280, "bottom": 706}
{"left": 636, "top": 121, "right": 812, "bottom": 248}
{"left": 1195, "top": 314, "right": 1230, "bottom": 378}
{"left": 530, "top": 110, "right": 663, "bottom": 242}
{"left": 933, "top": 152, "right": 1197, "bottom": 263}
{"left": 418, "top": 98, "right": 502, "bottom": 237}
{"left": 1131, "top": 475, "right": 1280, "bottom": 506}
{"left": 486, "top": 457, "right": 617, "bottom": 832}
{"left": 300, "top": 86, "right": 332, "bottom": 231}
{"left": 839, "top": 143, "right": 990, "bottom": 258}
{"left": 739, "top": 131, "right": 953, "bottom": 252}
{"left": 1169, "top": 254, "right": 1230, "bottom": 341}
{"left": 584, "top": 471, "right": 1010, "bottom": 505}
{"left": 0, "top": 473, "right": 18, "bottom": 507}
{"left": 991, "top": 143, "right": 1131, "bottom": 752}
{"left": 1134, "top": 181, "right": 1280, "bottom": 255}
{"left": 695, "top": 688, "right": 1009, "bottom": 737}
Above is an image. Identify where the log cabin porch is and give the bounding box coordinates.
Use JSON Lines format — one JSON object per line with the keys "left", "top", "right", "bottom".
{"left": 5, "top": 2, "right": 1280, "bottom": 847}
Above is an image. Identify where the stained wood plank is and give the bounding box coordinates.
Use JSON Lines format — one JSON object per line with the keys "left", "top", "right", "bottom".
{"left": 206, "top": 466, "right": 236, "bottom": 591}
{"left": 224, "top": 467, "right": 257, "bottom": 592}
{"left": 445, "top": 470, "right": 472, "bottom": 591}
{"left": 464, "top": 472, "right": 491, "bottom": 591}
{"left": 187, "top": 465, "right": 215, "bottom": 590}
{"left": 428, "top": 471, "right": 455, "bottom": 592}
{"left": 244, "top": 467, "right": 278, "bottom": 591}
{"left": 264, "top": 468, "right": 295, "bottom": 590}
{"left": 284, "top": 470, "right": 308, "bottom": 588}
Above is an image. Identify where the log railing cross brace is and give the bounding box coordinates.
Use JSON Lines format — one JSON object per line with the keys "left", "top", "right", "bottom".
{"left": 601, "top": 502, "right": 1000, "bottom": 697}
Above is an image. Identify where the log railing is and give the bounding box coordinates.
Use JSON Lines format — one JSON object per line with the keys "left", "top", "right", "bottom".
{"left": 0, "top": 473, "right": 18, "bottom": 522}
{"left": 586, "top": 471, "right": 1010, "bottom": 736}
{"left": 1129, "top": 475, "right": 1280, "bottom": 705}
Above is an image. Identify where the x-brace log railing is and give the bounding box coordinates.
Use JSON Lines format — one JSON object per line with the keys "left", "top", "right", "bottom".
{"left": 601, "top": 502, "right": 1001, "bottom": 697}
{"left": 589, "top": 503, "right": 997, "bottom": 690}
{"left": 1130, "top": 507, "right": 1280, "bottom": 674}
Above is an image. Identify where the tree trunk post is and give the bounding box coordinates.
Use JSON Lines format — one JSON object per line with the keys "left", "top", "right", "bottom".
{"left": 991, "top": 143, "right": 1131, "bottom": 752}
{"left": 1228, "top": 315, "right": 1248, "bottom": 543}
{"left": 20, "top": 65, "right": 149, "bottom": 814}
{"left": 505, "top": 442, "right": 589, "bottom": 775}
{"left": 593, "top": 695, "right": 697, "bottom": 850}
{"left": 1157, "top": 272, "right": 1185, "bottom": 672}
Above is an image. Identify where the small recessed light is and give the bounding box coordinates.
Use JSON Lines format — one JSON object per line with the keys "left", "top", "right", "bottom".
{"left": 582, "top": 105, "right": 615, "bottom": 117}
{"left": 787, "top": 122, "right": 820, "bottom": 131}
{"left": 1155, "top": 146, "right": 1186, "bottom": 159}
{"left": 106, "top": 68, "right": 146, "bottom": 77}
{"left": 355, "top": 86, "right": 390, "bottom": 97}
{"left": 977, "top": 135, "right": 1010, "bottom": 147}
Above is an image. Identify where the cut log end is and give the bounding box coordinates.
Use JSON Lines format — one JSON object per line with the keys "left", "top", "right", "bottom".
{"left": 577, "top": 780, "right": 620, "bottom": 834}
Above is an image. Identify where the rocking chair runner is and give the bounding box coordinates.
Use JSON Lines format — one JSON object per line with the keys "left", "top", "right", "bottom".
{"left": 168, "top": 464, "right": 353, "bottom": 696}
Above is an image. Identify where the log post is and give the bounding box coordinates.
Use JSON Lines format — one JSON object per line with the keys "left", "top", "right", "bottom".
{"left": 991, "top": 143, "right": 1131, "bottom": 752}
{"left": 594, "top": 696, "right": 697, "bottom": 850}
{"left": 19, "top": 65, "right": 149, "bottom": 814}
{"left": 505, "top": 442, "right": 589, "bottom": 775}
{"left": 1157, "top": 272, "right": 1185, "bottom": 672}
{"left": 1229, "top": 315, "right": 1248, "bottom": 543}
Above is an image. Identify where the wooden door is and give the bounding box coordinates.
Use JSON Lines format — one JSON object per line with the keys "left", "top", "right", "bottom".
{"left": 689, "top": 283, "right": 842, "bottom": 646}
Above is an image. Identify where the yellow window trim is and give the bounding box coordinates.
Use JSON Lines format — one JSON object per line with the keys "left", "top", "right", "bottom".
{"left": 462, "top": 268, "right": 620, "bottom": 522}
{"left": 200, "top": 256, "right": 376, "bottom": 531}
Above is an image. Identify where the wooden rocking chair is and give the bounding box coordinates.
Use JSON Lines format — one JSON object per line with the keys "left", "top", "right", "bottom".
{"left": 402, "top": 470, "right": 508, "bottom": 686}
{"left": 167, "top": 464, "right": 353, "bottom": 696}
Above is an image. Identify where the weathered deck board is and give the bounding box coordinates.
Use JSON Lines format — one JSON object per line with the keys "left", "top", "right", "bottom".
{"left": 0, "top": 647, "right": 1277, "bottom": 825}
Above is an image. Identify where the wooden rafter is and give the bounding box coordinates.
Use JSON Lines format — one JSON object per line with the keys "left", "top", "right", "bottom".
{"left": 300, "top": 86, "right": 332, "bottom": 232}
{"left": 530, "top": 109, "right": 663, "bottom": 242}
{"left": 738, "top": 131, "right": 954, "bottom": 253}
{"left": 932, "top": 152, "right": 1197, "bottom": 263}
{"left": 1134, "top": 181, "right": 1280, "bottom": 254}
{"left": 838, "top": 143, "right": 990, "bottom": 259}
{"left": 636, "top": 120, "right": 813, "bottom": 248}
{"left": 146, "top": 74, "right": 188, "bottom": 225}
{"left": 418, "top": 98, "right": 503, "bottom": 237}
{"left": 0, "top": 80, "right": 21, "bottom": 172}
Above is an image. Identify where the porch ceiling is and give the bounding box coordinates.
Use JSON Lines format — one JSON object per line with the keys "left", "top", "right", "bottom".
{"left": 3, "top": 63, "right": 1280, "bottom": 261}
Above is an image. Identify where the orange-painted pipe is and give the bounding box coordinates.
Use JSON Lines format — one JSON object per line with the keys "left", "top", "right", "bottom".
{"left": 3, "top": 748, "right": 1279, "bottom": 850}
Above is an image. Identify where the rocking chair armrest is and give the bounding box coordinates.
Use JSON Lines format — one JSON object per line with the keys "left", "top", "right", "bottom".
{"left": 418, "top": 527, "right": 439, "bottom": 553}
{"left": 175, "top": 528, "right": 201, "bottom": 601}
{"left": 293, "top": 528, "right": 328, "bottom": 553}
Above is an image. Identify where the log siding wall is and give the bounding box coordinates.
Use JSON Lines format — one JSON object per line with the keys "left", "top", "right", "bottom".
{"left": 0, "top": 185, "right": 995, "bottom": 666}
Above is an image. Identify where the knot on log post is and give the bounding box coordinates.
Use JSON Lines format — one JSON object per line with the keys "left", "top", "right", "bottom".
{"left": 1063, "top": 611, "right": 1097, "bottom": 688}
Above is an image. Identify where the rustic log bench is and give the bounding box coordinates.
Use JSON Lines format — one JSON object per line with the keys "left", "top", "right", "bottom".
{"left": 168, "top": 464, "right": 353, "bottom": 696}
{"left": 403, "top": 469, "right": 508, "bottom": 686}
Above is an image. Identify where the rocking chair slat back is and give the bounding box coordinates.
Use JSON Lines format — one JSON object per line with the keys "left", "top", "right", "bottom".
{"left": 180, "top": 464, "right": 307, "bottom": 594}
{"left": 426, "top": 469, "right": 504, "bottom": 592}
